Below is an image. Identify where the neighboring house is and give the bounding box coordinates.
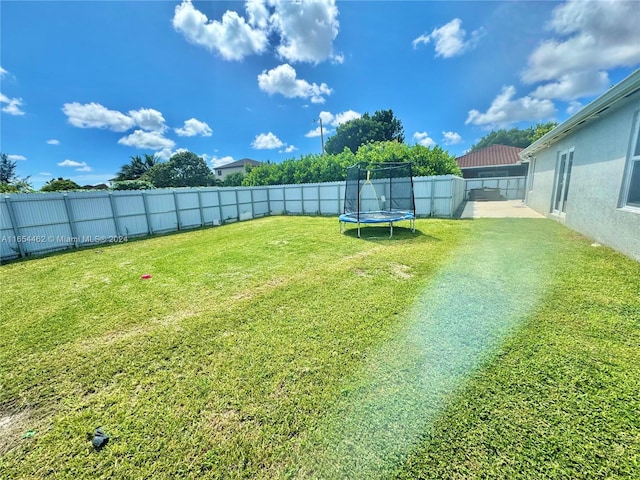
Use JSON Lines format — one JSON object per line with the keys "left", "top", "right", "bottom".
{"left": 456, "top": 144, "right": 527, "bottom": 179}
{"left": 520, "top": 70, "right": 640, "bottom": 261}
{"left": 215, "top": 158, "right": 261, "bottom": 180}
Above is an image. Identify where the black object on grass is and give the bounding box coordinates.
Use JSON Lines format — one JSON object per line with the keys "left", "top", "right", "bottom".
{"left": 89, "top": 427, "right": 109, "bottom": 450}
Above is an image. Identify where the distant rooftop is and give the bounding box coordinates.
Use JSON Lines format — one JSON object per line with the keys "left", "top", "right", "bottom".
{"left": 216, "top": 158, "right": 261, "bottom": 170}
{"left": 456, "top": 145, "right": 524, "bottom": 168}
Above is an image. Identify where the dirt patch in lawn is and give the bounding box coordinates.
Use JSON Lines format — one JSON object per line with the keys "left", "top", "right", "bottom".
{"left": 0, "top": 408, "right": 38, "bottom": 456}
{"left": 389, "top": 263, "right": 413, "bottom": 280}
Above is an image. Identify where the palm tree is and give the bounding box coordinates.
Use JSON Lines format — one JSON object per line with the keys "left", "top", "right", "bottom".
{"left": 114, "top": 154, "right": 158, "bottom": 181}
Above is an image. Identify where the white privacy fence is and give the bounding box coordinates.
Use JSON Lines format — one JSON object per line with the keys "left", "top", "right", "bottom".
{"left": 1, "top": 175, "right": 465, "bottom": 260}
{"left": 464, "top": 176, "right": 526, "bottom": 200}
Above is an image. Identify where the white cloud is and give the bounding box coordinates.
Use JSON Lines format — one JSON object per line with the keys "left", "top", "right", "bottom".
{"left": 175, "top": 118, "right": 213, "bottom": 137}
{"left": 442, "top": 131, "right": 462, "bottom": 145}
{"left": 46, "top": 139, "right": 60, "bottom": 145}
{"left": 156, "top": 147, "right": 189, "bottom": 161}
{"left": 172, "top": 0, "right": 268, "bottom": 61}
{"left": 522, "top": 0, "right": 640, "bottom": 84}
{"left": 172, "top": 0, "right": 340, "bottom": 65}
{"left": 530, "top": 71, "right": 610, "bottom": 101}
{"left": 413, "top": 18, "right": 484, "bottom": 58}
{"left": 566, "top": 101, "right": 584, "bottom": 115}
{"left": 305, "top": 109, "right": 360, "bottom": 137}
{"left": 305, "top": 126, "right": 324, "bottom": 138}
{"left": 0, "top": 93, "right": 25, "bottom": 116}
{"left": 63, "top": 103, "right": 173, "bottom": 134}
{"left": 319, "top": 110, "right": 335, "bottom": 124}
{"left": 58, "top": 159, "right": 85, "bottom": 167}
{"left": 258, "top": 64, "right": 332, "bottom": 103}
{"left": 413, "top": 132, "right": 435, "bottom": 147}
{"left": 281, "top": 145, "right": 298, "bottom": 153}
{"left": 331, "top": 52, "right": 345, "bottom": 64}
{"left": 7, "top": 154, "right": 26, "bottom": 161}
{"left": 333, "top": 110, "right": 361, "bottom": 125}
{"left": 466, "top": 85, "right": 556, "bottom": 128}
{"left": 245, "top": 0, "right": 270, "bottom": 29}
{"left": 252, "top": 132, "right": 284, "bottom": 149}
{"left": 63, "top": 102, "right": 135, "bottom": 131}
{"left": 128, "top": 108, "right": 167, "bottom": 132}
{"left": 0, "top": 66, "right": 7, "bottom": 77}
{"left": 58, "top": 159, "right": 92, "bottom": 172}
{"left": 118, "top": 130, "right": 176, "bottom": 150}
{"left": 208, "top": 155, "right": 235, "bottom": 168}
{"left": 271, "top": 0, "right": 340, "bottom": 64}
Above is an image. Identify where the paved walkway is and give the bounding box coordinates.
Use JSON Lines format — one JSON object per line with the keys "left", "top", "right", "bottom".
{"left": 460, "top": 200, "right": 545, "bottom": 219}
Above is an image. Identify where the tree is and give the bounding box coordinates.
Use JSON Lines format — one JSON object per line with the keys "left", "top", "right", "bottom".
{"left": 325, "top": 109, "right": 404, "bottom": 155}
{"left": 222, "top": 172, "right": 245, "bottom": 187}
{"left": 532, "top": 121, "right": 557, "bottom": 142}
{"left": 0, "top": 178, "right": 33, "bottom": 193}
{"left": 111, "top": 179, "right": 155, "bottom": 190}
{"left": 142, "top": 151, "right": 213, "bottom": 187}
{"left": 355, "top": 141, "right": 461, "bottom": 177}
{"left": 371, "top": 109, "right": 404, "bottom": 143}
{"left": 470, "top": 122, "right": 558, "bottom": 151}
{"left": 0, "top": 153, "right": 17, "bottom": 184}
{"left": 41, "top": 177, "right": 82, "bottom": 192}
{"left": 114, "top": 154, "right": 158, "bottom": 181}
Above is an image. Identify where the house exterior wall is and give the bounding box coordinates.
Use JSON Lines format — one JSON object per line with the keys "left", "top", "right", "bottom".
{"left": 526, "top": 98, "right": 640, "bottom": 261}
{"left": 216, "top": 165, "right": 246, "bottom": 180}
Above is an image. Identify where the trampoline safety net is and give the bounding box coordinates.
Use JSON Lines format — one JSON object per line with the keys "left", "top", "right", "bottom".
{"left": 343, "top": 162, "right": 415, "bottom": 216}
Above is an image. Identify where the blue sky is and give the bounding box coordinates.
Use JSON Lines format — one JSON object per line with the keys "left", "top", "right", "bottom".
{"left": 1, "top": 1, "right": 639, "bottom": 188}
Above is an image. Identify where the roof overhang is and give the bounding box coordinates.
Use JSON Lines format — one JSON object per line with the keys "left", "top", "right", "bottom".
{"left": 461, "top": 163, "right": 523, "bottom": 169}
{"left": 519, "top": 70, "right": 640, "bottom": 161}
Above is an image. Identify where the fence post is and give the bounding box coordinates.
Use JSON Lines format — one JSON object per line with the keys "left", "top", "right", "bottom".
{"left": 172, "top": 190, "right": 180, "bottom": 231}
{"left": 430, "top": 177, "right": 436, "bottom": 216}
{"left": 234, "top": 188, "right": 240, "bottom": 221}
{"left": 450, "top": 176, "right": 455, "bottom": 218}
{"left": 3, "top": 196, "right": 26, "bottom": 258}
{"left": 266, "top": 187, "right": 271, "bottom": 216}
{"left": 249, "top": 187, "right": 255, "bottom": 219}
{"left": 197, "top": 189, "right": 205, "bottom": 227}
{"left": 62, "top": 194, "right": 79, "bottom": 248}
{"left": 317, "top": 184, "right": 322, "bottom": 215}
{"left": 108, "top": 192, "right": 120, "bottom": 235}
{"left": 283, "top": 186, "right": 287, "bottom": 214}
{"left": 301, "top": 186, "right": 305, "bottom": 215}
{"left": 142, "top": 191, "right": 153, "bottom": 235}
{"left": 216, "top": 189, "right": 223, "bottom": 224}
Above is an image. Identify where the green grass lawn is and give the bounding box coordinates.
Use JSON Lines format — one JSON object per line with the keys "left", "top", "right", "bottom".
{"left": 1, "top": 216, "right": 638, "bottom": 479}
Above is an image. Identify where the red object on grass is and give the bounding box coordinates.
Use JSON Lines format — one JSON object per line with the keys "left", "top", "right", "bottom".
{"left": 141, "top": 274, "right": 152, "bottom": 279}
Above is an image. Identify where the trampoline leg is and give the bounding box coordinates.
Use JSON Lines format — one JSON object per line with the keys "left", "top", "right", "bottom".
{"left": 389, "top": 222, "right": 393, "bottom": 238}
{"left": 357, "top": 222, "right": 361, "bottom": 238}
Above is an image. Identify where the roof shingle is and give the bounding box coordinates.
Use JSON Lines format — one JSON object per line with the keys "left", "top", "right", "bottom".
{"left": 456, "top": 144, "right": 524, "bottom": 168}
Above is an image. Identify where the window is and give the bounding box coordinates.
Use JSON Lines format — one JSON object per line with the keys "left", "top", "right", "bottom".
{"left": 217, "top": 169, "right": 223, "bottom": 176}
{"left": 621, "top": 113, "right": 640, "bottom": 208}
{"left": 551, "top": 148, "right": 574, "bottom": 215}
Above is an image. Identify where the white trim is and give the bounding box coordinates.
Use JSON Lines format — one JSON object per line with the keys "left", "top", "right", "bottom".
{"left": 551, "top": 147, "right": 575, "bottom": 216}
{"left": 520, "top": 71, "right": 640, "bottom": 160}
{"left": 619, "top": 110, "right": 640, "bottom": 209}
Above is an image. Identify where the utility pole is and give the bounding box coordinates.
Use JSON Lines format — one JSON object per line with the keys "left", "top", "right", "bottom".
{"left": 314, "top": 118, "right": 325, "bottom": 155}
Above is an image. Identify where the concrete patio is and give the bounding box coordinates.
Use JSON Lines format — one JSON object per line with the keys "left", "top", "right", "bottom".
{"left": 460, "top": 200, "right": 545, "bottom": 219}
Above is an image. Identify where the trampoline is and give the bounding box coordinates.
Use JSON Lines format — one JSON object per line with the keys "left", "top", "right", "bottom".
{"left": 339, "top": 162, "right": 416, "bottom": 238}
